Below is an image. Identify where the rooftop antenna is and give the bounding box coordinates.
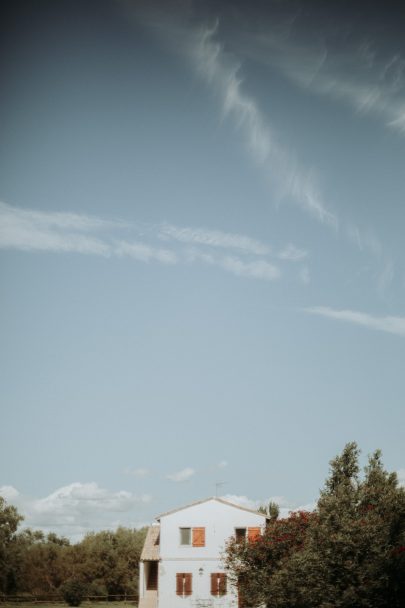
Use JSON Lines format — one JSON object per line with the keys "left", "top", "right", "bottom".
{"left": 215, "top": 481, "right": 227, "bottom": 497}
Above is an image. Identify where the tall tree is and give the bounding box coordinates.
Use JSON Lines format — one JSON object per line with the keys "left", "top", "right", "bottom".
{"left": 0, "top": 495, "right": 24, "bottom": 593}
{"left": 224, "top": 443, "right": 405, "bottom": 608}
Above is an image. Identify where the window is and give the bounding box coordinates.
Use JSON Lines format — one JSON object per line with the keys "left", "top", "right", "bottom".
{"left": 235, "top": 528, "right": 246, "bottom": 542}
{"left": 179, "top": 527, "right": 205, "bottom": 547}
{"left": 235, "top": 527, "right": 261, "bottom": 542}
{"left": 247, "top": 527, "right": 261, "bottom": 542}
{"left": 176, "top": 573, "right": 192, "bottom": 596}
{"left": 192, "top": 527, "right": 205, "bottom": 547}
{"left": 180, "top": 528, "right": 191, "bottom": 545}
{"left": 211, "top": 573, "right": 227, "bottom": 596}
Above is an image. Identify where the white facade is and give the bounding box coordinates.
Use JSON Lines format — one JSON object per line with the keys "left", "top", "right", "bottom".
{"left": 139, "top": 497, "right": 267, "bottom": 608}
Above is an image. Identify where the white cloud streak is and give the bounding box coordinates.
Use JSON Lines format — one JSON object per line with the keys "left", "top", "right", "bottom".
{"left": 125, "top": 467, "right": 151, "bottom": 478}
{"left": 305, "top": 306, "right": 405, "bottom": 337}
{"left": 1, "top": 202, "right": 307, "bottom": 282}
{"left": 299, "top": 266, "right": 310, "bottom": 285}
{"left": 219, "top": 255, "right": 280, "bottom": 280}
{"left": 0, "top": 202, "right": 176, "bottom": 263}
{"left": 115, "top": 240, "right": 177, "bottom": 264}
{"left": 397, "top": 469, "right": 405, "bottom": 487}
{"left": 166, "top": 467, "right": 196, "bottom": 482}
{"left": 189, "top": 24, "right": 337, "bottom": 227}
{"left": 160, "top": 223, "right": 270, "bottom": 255}
{"left": 243, "top": 29, "right": 405, "bottom": 135}
{"left": 278, "top": 243, "right": 308, "bottom": 261}
{"left": 221, "top": 494, "right": 315, "bottom": 518}
{"left": 185, "top": 247, "right": 280, "bottom": 281}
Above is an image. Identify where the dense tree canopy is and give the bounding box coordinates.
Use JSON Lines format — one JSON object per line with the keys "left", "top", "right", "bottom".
{"left": 225, "top": 443, "right": 405, "bottom": 608}
{"left": 0, "top": 496, "right": 147, "bottom": 599}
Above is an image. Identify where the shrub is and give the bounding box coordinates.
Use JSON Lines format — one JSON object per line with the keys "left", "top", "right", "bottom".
{"left": 61, "top": 579, "right": 87, "bottom": 607}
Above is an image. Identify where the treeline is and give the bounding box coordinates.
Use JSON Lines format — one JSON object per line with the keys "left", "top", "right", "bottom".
{"left": 225, "top": 443, "right": 405, "bottom": 608}
{"left": 0, "top": 502, "right": 147, "bottom": 600}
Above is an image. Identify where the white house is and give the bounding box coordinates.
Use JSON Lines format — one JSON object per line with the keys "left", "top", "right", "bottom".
{"left": 139, "top": 497, "right": 268, "bottom": 608}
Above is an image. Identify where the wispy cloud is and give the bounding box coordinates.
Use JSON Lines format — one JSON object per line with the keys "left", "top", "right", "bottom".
{"left": 160, "top": 223, "right": 270, "bottom": 255}
{"left": 1, "top": 202, "right": 314, "bottom": 283}
{"left": 305, "top": 306, "right": 405, "bottom": 337}
{"left": 278, "top": 243, "right": 308, "bottom": 262}
{"left": 124, "top": 467, "right": 151, "bottom": 478}
{"left": 189, "top": 24, "right": 337, "bottom": 227}
{"left": 115, "top": 240, "right": 177, "bottom": 264}
{"left": 397, "top": 470, "right": 405, "bottom": 487}
{"left": 299, "top": 266, "right": 310, "bottom": 285}
{"left": 219, "top": 255, "right": 280, "bottom": 280}
{"left": 221, "top": 494, "right": 315, "bottom": 518}
{"left": 346, "top": 223, "right": 382, "bottom": 258}
{"left": 0, "top": 202, "right": 176, "bottom": 263}
{"left": 135, "top": 9, "right": 337, "bottom": 227}
{"left": 243, "top": 27, "right": 405, "bottom": 135}
{"left": 166, "top": 467, "right": 196, "bottom": 482}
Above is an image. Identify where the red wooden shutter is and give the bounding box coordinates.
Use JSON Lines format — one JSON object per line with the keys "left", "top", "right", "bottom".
{"left": 238, "top": 576, "right": 246, "bottom": 608}
{"left": 184, "top": 573, "right": 192, "bottom": 596}
{"left": 176, "top": 573, "right": 183, "bottom": 596}
{"left": 247, "top": 527, "right": 261, "bottom": 542}
{"left": 192, "top": 527, "right": 205, "bottom": 547}
{"left": 211, "top": 573, "right": 226, "bottom": 596}
{"left": 219, "top": 573, "right": 227, "bottom": 596}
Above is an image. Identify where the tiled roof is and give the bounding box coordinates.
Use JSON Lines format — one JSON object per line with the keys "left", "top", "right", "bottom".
{"left": 140, "top": 525, "right": 160, "bottom": 561}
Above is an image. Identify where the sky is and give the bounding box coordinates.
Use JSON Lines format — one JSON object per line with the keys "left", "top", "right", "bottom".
{"left": 1, "top": 0, "right": 405, "bottom": 541}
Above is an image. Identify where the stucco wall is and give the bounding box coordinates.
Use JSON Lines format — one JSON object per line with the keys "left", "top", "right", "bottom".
{"left": 158, "top": 558, "right": 237, "bottom": 608}
{"left": 159, "top": 499, "right": 266, "bottom": 559}
{"left": 156, "top": 499, "right": 266, "bottom": 608}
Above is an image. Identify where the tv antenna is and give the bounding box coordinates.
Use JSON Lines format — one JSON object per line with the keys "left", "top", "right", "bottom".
{"left": 215, "top": 481, "right": 227, "bottom": 497}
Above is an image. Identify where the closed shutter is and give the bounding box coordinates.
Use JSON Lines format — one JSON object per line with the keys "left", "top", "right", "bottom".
{"left": 192, "top": 527, "right": 205, "bottom": 547}
{"left": 184, "top": 573, "right": 192, "bottom": 596}
{"left": 211, "top": 573, "right": 227, "bottom": 596}
{"left": 238, "top": 576, "right": 247, "bottom": 608}
{"left": 219, "top": 573, "right": 227, "bottom": 596}
{"left": 176, "top": 573, "right": 183, "bottom": 596}
{"left": 247, "top": 527, "right": 261, "bottom": 542}
{"left": 176, "top": 573, "right": 192, "bottom": 596}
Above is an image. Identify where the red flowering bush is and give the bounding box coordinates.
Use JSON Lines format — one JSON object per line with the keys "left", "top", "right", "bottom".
{"left": 224, "top": 444, "right": 405, "bottom": 608}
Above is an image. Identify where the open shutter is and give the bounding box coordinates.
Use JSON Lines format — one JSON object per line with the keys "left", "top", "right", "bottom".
{"left": 211, "top": 573, "right": 217, "bottom": 596}
{"left": 176, "top": 573, "right": 184, "bottom": 596}
{"left": 184, "top": 573, "right": 192, "bottom": 596}
{"left": 247, "top": 527, "right": 261, "bottom": 542}
{"left": 192, "top": 527, "right": 205, "bottom": 547}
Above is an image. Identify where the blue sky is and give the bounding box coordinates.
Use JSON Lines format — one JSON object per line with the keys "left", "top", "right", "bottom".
{"left": 1, "top": 0, "right": 405, "bottom": 539}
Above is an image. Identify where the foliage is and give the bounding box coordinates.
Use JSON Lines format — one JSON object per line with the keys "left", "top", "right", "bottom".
{"left": 0, "top": 495, "right": 24, "bottom": 593}
{"left": 0, "top": 493, "right": 147, "bottom": 601}
{"left": 225, "top": 510, "right": 315, "bottom": 607}
{"left": 225, "top": 442, "right": 405, "bottom": 608}
{"left": 61, "top": 579, "right": 87, "bottom": 606}
{"left": 258, "top": 501, "right": 280, "bottom": 521}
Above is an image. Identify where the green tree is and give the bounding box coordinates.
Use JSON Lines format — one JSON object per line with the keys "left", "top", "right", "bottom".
{"left": 0, "top": 495, "right": 24, "bottom": 593}
{"left": 71, "top": 527, "right": 147, "bottom": 598}
{"left": 224, "top": 510, "right": 314, "bottom": 607}
{"left": 258, "top": 501, "right": 280, "bottom": 520}
{"left": 224, "top": 443, "right": 405, "bottom": 608}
